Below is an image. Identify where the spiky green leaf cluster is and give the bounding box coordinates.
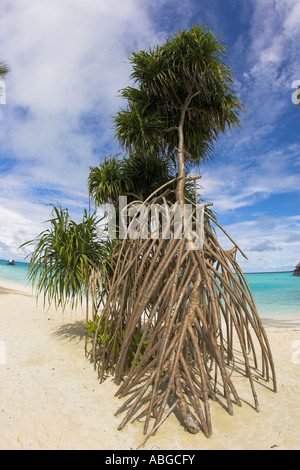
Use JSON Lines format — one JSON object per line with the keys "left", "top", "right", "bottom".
{"left": 114, "top": 25, "right": 245, "bottom": 164}
{"left": 89, "top": 152, "right": 178, "bottom": 206}
{"left": 21, "top": 205, "right": 114, "bottom": 309}
{"left": 0, "top": 61, "right": 9, "bottom": 76}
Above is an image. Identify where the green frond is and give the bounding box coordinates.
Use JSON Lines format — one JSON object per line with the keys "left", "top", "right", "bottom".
{"left": 20, "top": 205, "right": 114, "bottom": 309}
{"left": 116, "top": 24, "right": 245, "bottom": 166}
{"left": 0, "top": 60, "right": 10, "bottom": 76}
{"left": 88, "top": 155, "right": 124, "bottom": 206}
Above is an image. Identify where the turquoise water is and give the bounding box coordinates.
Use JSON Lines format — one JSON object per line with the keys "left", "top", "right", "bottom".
{"left": 243, "top": 271, "right": 300, "bottom": 319}
{"left": 0, "top": 260, "right": 299, "bottom": 319}
{"left": 0, "top": 259, "right": 31, "bottom": 286}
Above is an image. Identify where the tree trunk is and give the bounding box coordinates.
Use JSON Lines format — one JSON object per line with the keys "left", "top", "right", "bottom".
{"left": 176, "top": 91, "right": 201, "bottom": 204}
{"left": 176, "top": 107, "right": 186, "bottom": 203}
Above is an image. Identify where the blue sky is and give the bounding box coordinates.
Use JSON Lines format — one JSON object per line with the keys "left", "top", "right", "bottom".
{"left": 0, "top": 0, "right": 299, "bottom": 272}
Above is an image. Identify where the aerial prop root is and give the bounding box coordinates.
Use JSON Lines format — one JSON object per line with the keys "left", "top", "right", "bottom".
{"left": 91, "top": 195, "right": 276, "bottom": 443}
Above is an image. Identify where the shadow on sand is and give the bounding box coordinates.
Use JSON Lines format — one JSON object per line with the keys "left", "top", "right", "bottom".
{"left": 0, "top": 286, "right": 32, "bottom": 297}
{"left": 52, "top": 320, "right": 86, "bottom": 343}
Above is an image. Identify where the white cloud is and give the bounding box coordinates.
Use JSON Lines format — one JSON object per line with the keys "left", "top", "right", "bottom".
{"left": 0, "top": 0, "right": 166, "bottom": 259}
{"left": 236, "top": 0, "right": 300, "bottom": 137}
{"left": 212, "top": 214, "right": 300, "bottom": 273}
{"left": 200, "top": 143, "right": 300, "bottom": 214}
{"left": 0, "top": 0, "right": 165, "bottom": 178}
{"left": 0, "top": 198, "right": 48, "bottom": 259}
{"left": 248, "top": 240, "right": 282, "bottom": 252}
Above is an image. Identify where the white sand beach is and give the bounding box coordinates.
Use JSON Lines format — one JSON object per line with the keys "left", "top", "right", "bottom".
{"left": 0, "top": 280, "right": 299, "bottom": 450}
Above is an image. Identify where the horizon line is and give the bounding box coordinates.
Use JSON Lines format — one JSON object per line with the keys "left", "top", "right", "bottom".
{"left": 0, "top": 258, "right": 295, "bottom": 275}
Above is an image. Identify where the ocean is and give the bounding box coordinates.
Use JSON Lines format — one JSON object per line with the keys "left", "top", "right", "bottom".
{"left": 244, "top": 271, "right": 300, "bottom": 319}
{"left": 0, "top": 259, "right": 32, "bottom": 286}
{"left": 0, "top": 259, "right": 299, "bottom": 319}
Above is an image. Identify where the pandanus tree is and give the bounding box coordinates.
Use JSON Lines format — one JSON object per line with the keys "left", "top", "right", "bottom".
{"left": 88, "top": 152, "right": 178, "bottom": 206}
{"left": 21, "top": 205, "right": 113, "bottom": 309}
{"left": 90, "top": 25, "right": 276, "bottom": 446}
{"left": 88, "top": 151, "right": 202, "bottom": 246}
{"left": 21, "top": 205, "right": 116, "bottom": 355}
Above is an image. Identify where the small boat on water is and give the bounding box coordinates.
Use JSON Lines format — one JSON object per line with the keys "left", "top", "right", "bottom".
{"left": 7, "top": 259, "right": 15, "bottom": 266}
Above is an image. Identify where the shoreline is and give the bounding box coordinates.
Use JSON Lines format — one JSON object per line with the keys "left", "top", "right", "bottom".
{"left": 0, "top": 280, "right": 299, "bottom": 450}
{"left": 1, "top": 277, "right": 299, "bottom": 325}
{"left": 0, "top": 279, "right": 34, "bottom": 295}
